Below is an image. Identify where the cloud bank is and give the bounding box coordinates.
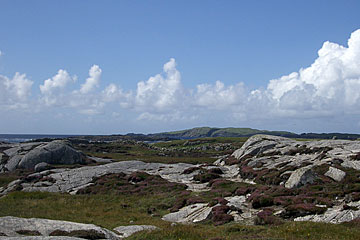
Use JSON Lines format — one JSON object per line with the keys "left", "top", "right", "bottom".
{"left": 1, "top": 29, "right": 360, "bottom": 132}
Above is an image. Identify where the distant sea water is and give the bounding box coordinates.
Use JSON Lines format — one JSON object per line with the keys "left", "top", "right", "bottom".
{"left": 0, "top": 134, "right": 78, "bottom": 143}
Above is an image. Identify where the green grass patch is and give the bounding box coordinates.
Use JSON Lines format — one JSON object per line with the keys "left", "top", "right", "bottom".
{"left": 0, "top": 170, "right": 33, "bottom": 188}
{"left": 2, "top": 190, "right": 360, "bottom": 239}
{"left": 0, "top": 191, "right": 167, "bottom": 230}
{"left": 74, "top": 137, "right": 247, "bottom": 165}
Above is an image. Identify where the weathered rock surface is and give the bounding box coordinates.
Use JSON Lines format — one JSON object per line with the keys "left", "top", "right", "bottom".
{"left": 0, "top": 237, "right": 84, "bottom": 239}
{"left": 0, "top": 141, "right": 84, "bottom": 172}
{"left": 162, "top": 195, "right": 257, "bottom": 225}
{"left": 0, "top": 160, "right": 240, "bottom": 195}
{"left": 294, "top": 203, "right": 360, "bottom": 224}
{"left": 227, "top": 134, "right": 360, "bottom": 185}
{"left": 0, "top": 216, "right": 119, "bottom": 239}
{"left": 232, "top": 135, "right": 291, "bottom": 161}
{"left": 325, "top": 166, "right": 346, "bottom": 182}
{"left": 35, "top": 162, "right": 52, "bottom": 172}
{"left": 113, "top": 225, "right": 158, "bottom": 238}
{"left": 162, "top": 203, "right": 212, "bottom": 223}
{"left": 18, "top": 141, "right": 84, "bottom": 170}
{"left": 217, "top": 135, "right": 360, "bottom": 224}
{"left": 285, "top": 166, "right": 316, "bottom": 189}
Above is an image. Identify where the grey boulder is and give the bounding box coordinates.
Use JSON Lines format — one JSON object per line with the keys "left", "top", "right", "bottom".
{"left": 0, "top": 237, "right": 84, "bottom": 240}
{"left": 162, "top": 203, "right": 212, "bottom": 223}
{"left": 285, "top": 166, "right": 316, "bottom": 189}
{"left": 113, "top": 225, "right": 158, "bottom": 238}
{"left": 325, "top": 167, "right": 346, "bottom": 182}
{"left": 18, "top": 141, "right": 84, "bottom": 170}
{"left": 0, "top": 216, "right": 119, "bottom": 239}
{"left": 34, "top": 162, "right": 52, "bottom": 172}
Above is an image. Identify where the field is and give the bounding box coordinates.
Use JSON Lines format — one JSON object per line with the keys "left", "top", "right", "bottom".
{"left": 1, "top": 137, "right": 360, "bottom": 239}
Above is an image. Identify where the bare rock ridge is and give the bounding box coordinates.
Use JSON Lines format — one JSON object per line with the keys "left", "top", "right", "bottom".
{"left": 226, "top": 134, "right": 360, "bottom": 188}
{"left": 0, "top": 160, "right": 238, "bottom": 195}
{"left": 0, "top": 216, "right": 158, "bottom": 239}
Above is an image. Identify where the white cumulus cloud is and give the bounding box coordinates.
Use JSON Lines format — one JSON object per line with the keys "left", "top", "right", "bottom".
{"left": 39, "top": 69, "right": 76, "bottom": 106}
{"left": 194, "top": 81, "right": 246, "bottom": 109}
{"left": 266, "top": 29, "right": 360, "bottom": 117}
{"left": 135, "top": 58, "right": 185, "bottom": 112}
{"left": 2, "top": 29, "right": 360, "bottom": 132}
{"left": 40, "top": 69, "right": 75, "bottom": 95}
{"left": 0, "top": 72, "right": 33, "bottom": 109}
{"left": 80, "top": 65, "right": 102, "bottom": 94}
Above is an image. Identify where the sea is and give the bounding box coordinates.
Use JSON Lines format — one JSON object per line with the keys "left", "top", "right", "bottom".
{"left": 0, "top": 134, "right": 78, "bottom": 143}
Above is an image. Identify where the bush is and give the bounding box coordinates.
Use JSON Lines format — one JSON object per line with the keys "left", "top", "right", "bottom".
{"left": 254, "top": 209, "right": 283, "bottom": 225}
{"left": 251, "top": 195, "right": 274, "bottom": 209}
{"left": 193, "top": 171, "right": 221, "bottom": 183}
{"left": 282, "top": 203, "right": 327, "bottom": 218}
{"left": 211, "top": 205, "right": 234, "bottom": 225}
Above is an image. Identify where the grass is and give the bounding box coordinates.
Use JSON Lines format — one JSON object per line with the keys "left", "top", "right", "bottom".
{"left": 0, "top": 170, "right": 33, "bottom": 188}
{"left": 2, "top": 191, "right": 360, "bottom": 239}
{"left": 0, "top": 191, "right": 167, "bottom": 229}
{"left": 74, "top": 137, "right": 248, "bottom": 165}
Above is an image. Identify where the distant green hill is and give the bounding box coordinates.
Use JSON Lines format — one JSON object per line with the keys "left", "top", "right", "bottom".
{"left": 72, "top": 127, "right": 360, "bottom": 142}
{"left": 149, "top": 127, "right": 299, "bottom": 139}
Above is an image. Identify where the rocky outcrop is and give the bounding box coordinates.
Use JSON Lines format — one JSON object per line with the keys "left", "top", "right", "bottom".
{"left": 285, "top": 166, "right": 316, "bottom": 189}
{"left": 0, "top": 160, "right": 241, "bottom": 195}
{"left": 0, "top": 216, "right": 119, "bottom": 239}
{"left": 113, "top": 225, "right": 158, "bottom": 238}
{"left": 232, "top": 135, "right": 293, "bottom": 161}
{"left": 34, "top": 162, "right": 52, "bottom": 172}
{"left": 0, "top": 141, "right": 84, "bottom": 172}
{"left": 226, "top": 134, "right": 360, "bottom": 186}
{"left": 162, "top": 203, "right": 212, "bottom": 223}
{"left": 0, "top": 237, "right": 84, "bottom": 239}
{"left": 325, "top": 166, "right": 346, "bottom": 182}
{"left": 294, "top": 202, "right": 360, "bottom": 224}
{"left": 0, "top": 216, "right": 159, "bottom": 239}
{"left": 18, "top": 141, "right": 84, "bottom": 170}
{"left": 215, "top": 134, "right": 360, "bottom": 224}
{"left": 162, "top": 196, "right": 254, "bottom": 225}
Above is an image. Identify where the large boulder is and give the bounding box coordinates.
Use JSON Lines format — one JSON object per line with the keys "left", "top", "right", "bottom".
{"left": 18, "top": 141, "right": 84, "bottom": 170}
{"left": 325, "top": 167, "right": 346, "bottom": 182}
{"left": 34, "top": 162, "right": 52, "bottom": 172}
{"left": 113, "top": 225, "right": 158, "bottom": 238}
{"left": 231, "top": 135, "right": 294, "bottom": 161}
{"left": 162, "top": 203, "right": 212, "bottom": 223}
{"left": 285, "top": 166, "right": 316, "bottom": 189}
{"left": 1, "top": 141, "right": 85, "bottom": 171}
{"left": 0, "top": 216, "right": 120, "bottom": 239}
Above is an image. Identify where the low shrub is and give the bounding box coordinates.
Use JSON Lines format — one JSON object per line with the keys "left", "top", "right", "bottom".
{"left": 282, "top": 203, "right": 327, "bottom": 218}
{"left": 254, "top": 208, "right": 283, "bottom": 225}
{"left": 249, "top": 191, "right": 274, "bottom": 209}
{"left": 193, "top": 170, "right": 221, "bottom": 183}
{"left": 211, "top": 205, "right": 234, "bottom": 226}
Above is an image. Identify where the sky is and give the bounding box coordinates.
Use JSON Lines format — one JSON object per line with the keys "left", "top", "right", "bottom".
{"left": 1, "top": 0, "right": 360, "bottom": 134}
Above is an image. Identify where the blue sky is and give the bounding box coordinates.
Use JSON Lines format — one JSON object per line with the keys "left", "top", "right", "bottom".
{"left": 1, "top": 0, "right": 360, "bottom": 134}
